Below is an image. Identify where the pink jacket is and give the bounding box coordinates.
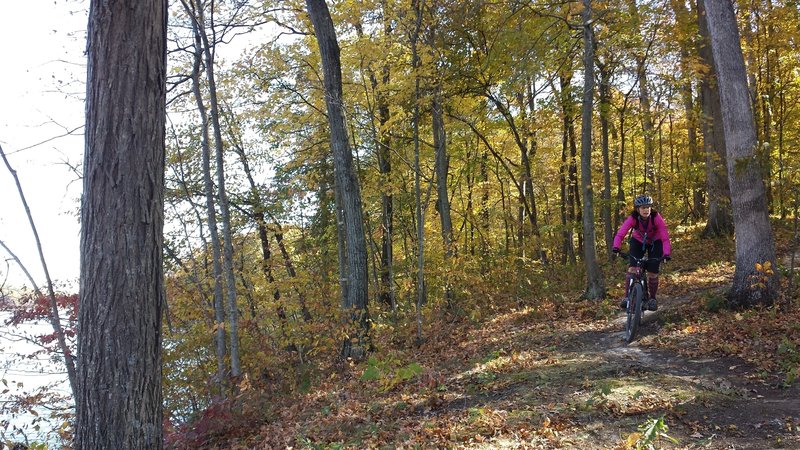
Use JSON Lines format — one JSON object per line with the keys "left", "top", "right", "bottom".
{"left": 613, "top": 212, "right": 671, "bottom": 255}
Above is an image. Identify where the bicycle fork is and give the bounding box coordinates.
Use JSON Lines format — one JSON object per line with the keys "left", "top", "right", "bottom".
{"left": 627, "top": 268, "right": 645, "bottom": 313}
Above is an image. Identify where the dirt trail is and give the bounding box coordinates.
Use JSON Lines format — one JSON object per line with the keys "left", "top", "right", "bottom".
{"left": 548, "top": 300, "right": 800, "bottom": 449}
{"left": 429, "top": 293, "right": 800, "bottom": 449}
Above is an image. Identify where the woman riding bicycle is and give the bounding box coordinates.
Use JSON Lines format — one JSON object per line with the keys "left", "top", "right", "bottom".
{"left": 612, "top": 195, "right": 672, "bottom": 311}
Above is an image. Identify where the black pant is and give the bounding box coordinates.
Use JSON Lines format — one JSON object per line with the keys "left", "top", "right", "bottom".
{"left": 628, "top": 238, "right": 664, "bottom": 273}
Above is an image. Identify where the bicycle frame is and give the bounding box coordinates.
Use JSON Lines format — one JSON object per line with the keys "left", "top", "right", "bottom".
{"left": 617, "top": 251, "right": 666, "bottom": 343}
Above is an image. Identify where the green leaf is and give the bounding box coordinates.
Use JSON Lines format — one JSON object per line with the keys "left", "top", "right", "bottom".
{"left": 361, "top": 365, "right": 381, "bottom": 381}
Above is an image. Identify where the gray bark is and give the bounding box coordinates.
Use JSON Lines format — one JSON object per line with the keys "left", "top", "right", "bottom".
{"left": 369, "top": 6, "right": 395, "bottom": 312}
{"left": 697, "top": 0, "right": 734, "bottom": 237}
{"left": 671, "top": 0, "right": 704, "bottom": 220}
{"left": 703, "top": 0, "right": 778, "bottom": 306}
{"left": 433, "top": 90, "right": 455, "bottom": 305}
{"left": 433, "top": 93, "right": 453, "bottom": 259}
{"left": 598, "top": 65, "right": 614, "bottom": 258}
{"left": 307, "top": 0, "right": 370, "bottom": 357}
{"left": 581, "top": 0, "right": 605, "bottom": 299}
{"left": 518, "top": 82, "right": 547, "bottom": 263}
{"left": 187, "top": 9, "right": 227, "bottom": 388}
{"left": 628, "top": 0, "right": 656, "bottom": 191}
{"left": 77, "top": 0, "right": 166, "bottom": 447}
{"left": 411, "top": 0, "right": 425, "bottom": 343}
{"left": 192, "top": 0, "right": 242, "bottom": 378}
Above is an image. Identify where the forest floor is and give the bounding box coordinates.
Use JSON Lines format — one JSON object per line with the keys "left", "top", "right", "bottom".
{"left": 197, "top": 225, "right": 800, "bottom": 450}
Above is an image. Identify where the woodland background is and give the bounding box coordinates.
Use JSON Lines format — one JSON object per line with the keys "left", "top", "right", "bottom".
{"left": 1, "top": 0, "right": 799, "bottom": 447}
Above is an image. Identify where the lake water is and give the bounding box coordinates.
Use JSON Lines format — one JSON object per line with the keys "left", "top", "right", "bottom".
{"left": 0, "top": 311, "right": 71, "bottom": 447}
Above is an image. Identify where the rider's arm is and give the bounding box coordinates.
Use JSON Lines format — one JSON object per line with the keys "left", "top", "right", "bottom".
{"left": 654, "top": 214, "right": 671, "bottom": 256}
{"left": 612, "top": 215, "right": 636, "bottom": 250}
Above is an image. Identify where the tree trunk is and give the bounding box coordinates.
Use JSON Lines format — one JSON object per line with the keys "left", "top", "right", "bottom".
{"left": 703, "top": 0, "right": 778, "bottom": 306}
{"left": 520, "top": 81, "right": 547, "bottom": 262}
{"left": 559, "top": 75, "right": 577, "bottom": 264}
{"left": 598, "top": 65, "right": 614, "bottom": 258}
{"left": 480, "top": 151, "right": 490, "bottom": 259}
{"left": 224, "top": 113, "right": 315, "bottom": 341}
{"left": 697, "top": 0, "right": 734, "bottom": 237}
{"left": 77, "top": 0, "right": 166, "bottom": 447}
{"left": 307, "top": 0, "right": 370, "bottom": 357}
{"left": 580, "top": 0, "right": 605, "bottom": 299}
{"left": 186, "top": 8, "right": 228, "bottom": 388}
{"left": 616, "top": 112, "right": 627, "bottom": 230}
{"left": 411, "top": 0, "right": 425, "bottom": 344}
{"left": 628, "top": 0, "right": 657, "bottom": 192}
{"left": 671, "top": 0, "right": 703, "bottom": 221}
{"left": 433, "top": 90, "right": 455, "bottom": 305}
{"left": 192, "top": 0, "right": 242, "bottom": 379}
{"left": 484, "top": 91, "right": 545, "bottom": 262}
{"left": 638, "top": 62, "right": 656, "bottom": 192}
{"left": 375, "top": 28, "right": 395, "bottom": 312}
{"left": 568, "top": 96, "right": 583, "bottom": 257}
{"left": 355, "top": 7, "right": 395, "bottom": 311}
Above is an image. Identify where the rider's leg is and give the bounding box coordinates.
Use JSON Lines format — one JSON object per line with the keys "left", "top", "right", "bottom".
{"left": 644, "top": 241, "right": 663, "bottom": 311}
{"left": 646, "top": 273, "right": 659, "bottom": 310}
{"left": 647, "top": 273, "right": 659, "bottom": 298}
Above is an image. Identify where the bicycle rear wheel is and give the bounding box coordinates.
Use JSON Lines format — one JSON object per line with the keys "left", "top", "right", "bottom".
{"left": 624, "top": 283, "right": 644, "bottom": 343}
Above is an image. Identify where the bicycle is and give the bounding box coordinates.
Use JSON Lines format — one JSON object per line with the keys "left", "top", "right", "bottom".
{"left": 617, "top": 252, "right": 667, "bottom": 343}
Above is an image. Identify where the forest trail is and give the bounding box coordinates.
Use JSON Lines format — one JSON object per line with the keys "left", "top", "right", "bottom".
{"left": 200, "top": 237, "right": 800, "bottom": 450}
{"left": 549, "top": 298, "right": 800, "bottom": 449}
{"left": 236, "top": 288, "right": 800, "bottom": 449}
{"left": 405, "top": 288, "right": 800, "bottom": 449}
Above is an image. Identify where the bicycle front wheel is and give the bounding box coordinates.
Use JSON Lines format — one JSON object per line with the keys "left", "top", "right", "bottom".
{"left": 624, "top": 283, "right": 644, "bottom": 343}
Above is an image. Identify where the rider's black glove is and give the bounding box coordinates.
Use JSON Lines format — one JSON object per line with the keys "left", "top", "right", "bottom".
{"left": 664, "top": 255, "right": 671, "bottom": 261}
{"left": 612, "top": 247, "right": 620, "bottom": 254}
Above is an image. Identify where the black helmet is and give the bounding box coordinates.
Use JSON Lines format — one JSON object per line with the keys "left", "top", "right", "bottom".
{"left": 634, "top": 195, "right": 653, "bottom": 207}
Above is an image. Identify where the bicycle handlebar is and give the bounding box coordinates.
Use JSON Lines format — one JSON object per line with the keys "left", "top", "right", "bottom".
{"left": 616, "top": 251, "right": 668, "bottom": 263}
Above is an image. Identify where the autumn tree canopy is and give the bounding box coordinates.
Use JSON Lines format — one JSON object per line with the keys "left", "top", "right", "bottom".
{"left": 77, "top": 0, "right": 800, "bottom": 436}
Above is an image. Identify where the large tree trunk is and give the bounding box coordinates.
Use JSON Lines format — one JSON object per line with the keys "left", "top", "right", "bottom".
{"left": 307, "top": 0, "right": 370, "bottom": 357}
{"left": 703, "top": 0, "right": 778, "bottom": 307}
{"left": 580, "top": 0, "right": 605, "bottom": 299}
{"left": 77, "top": 0, "right": 166, "bottom": 447}
{"left": 697, "top": 0, "right": 734, "bottom": 237}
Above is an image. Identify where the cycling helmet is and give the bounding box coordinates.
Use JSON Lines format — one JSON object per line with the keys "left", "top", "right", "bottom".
{"left": 634, "top": 195, "right": 653, "bottom": 207}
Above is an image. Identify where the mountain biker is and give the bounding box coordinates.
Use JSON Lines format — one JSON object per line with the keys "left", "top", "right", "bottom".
{"left": 612, "top": 195, "right": 671, "bottom": 311}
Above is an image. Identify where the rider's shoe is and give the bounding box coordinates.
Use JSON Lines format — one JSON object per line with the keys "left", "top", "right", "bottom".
{"left": 647, "top": 298, "right": 658, "bottom": 311}
{"left": 619, "top": 298, "right": 628, "bottom": 310}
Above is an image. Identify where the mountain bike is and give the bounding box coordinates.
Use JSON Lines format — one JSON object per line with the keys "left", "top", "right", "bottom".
{"left": 617, "top": 252, "right": 667, "bottom": 343}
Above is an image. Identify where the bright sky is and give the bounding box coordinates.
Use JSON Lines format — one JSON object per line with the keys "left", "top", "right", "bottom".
{"left": 0, "top": 1, "right": 88, "bottom": 292}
